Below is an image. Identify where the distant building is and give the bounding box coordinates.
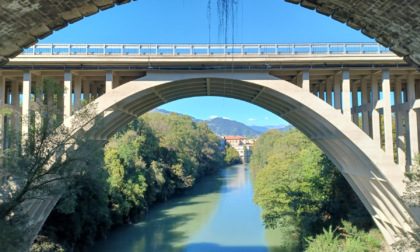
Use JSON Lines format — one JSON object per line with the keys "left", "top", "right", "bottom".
{"left": 223, "top": 135, "right": 255, "bottom": 163}
{"left": 224, "top": 135, "right": 247, "bottom": 146}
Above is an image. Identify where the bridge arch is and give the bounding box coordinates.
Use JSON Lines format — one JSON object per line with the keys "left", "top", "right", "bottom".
{"left": 1, "top": 1, "right": 420, "bottom": 66}
{"left": 57, "top": 71, "right": 416, "bottom": 245}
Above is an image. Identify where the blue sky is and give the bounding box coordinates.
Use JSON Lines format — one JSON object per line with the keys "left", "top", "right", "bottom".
{"left": 41, "top": 0, "right": 374, "bottom": 126}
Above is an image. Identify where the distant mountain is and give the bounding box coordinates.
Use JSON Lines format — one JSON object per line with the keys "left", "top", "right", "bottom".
{"left": 148, "top": 109, "right": 291, "bottom": 137}
{"left": 250, "top": 125, "right": 292, "bottom": 133}
{"left": 206, "top": 117, "right": 261, "bottom": 137}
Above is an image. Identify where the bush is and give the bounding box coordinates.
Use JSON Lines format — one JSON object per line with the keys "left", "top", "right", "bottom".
{"left": 305, "top": 221, "right": 383, "bottom": 252}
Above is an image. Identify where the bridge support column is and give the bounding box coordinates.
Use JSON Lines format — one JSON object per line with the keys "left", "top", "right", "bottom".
{"left": 371, "top": 75, "right": 381, "bottom": 147}
{"left": 319, "top": 83, "right": 325, "bottom": 101}
{"left": 0, "top": 75, "right": 4, "bottom": 152}
{"left": 106, "top": 71, "right": 114, "bottom": 92}
{"left": 408, "top": 74, "right": 419, "bottom": 166}
{"left": 44, "top": 77, "right": 54, "bottom": 129}
{"left": 297, "top": 72, "right": 302, "bottom": 88}
{"left": 352, "top": 82, "right": 359, "bottom": 125}
{"left": 34, "top": 75, "right": 43, "bottom": 139}
{"left": 395, "top": 79, "right": 405, "bottom": 166}
{"left": 300, "top": 71, "right": 310, "bottom": 92}
{"left": 382, "top": 70, "right": 393, "bottom": 159}
{"left": 312, "top": 85, "right": 318, "bottom": 96}
{"left": 56, "top": 81, "right": 64, "bottom": 125}
{"left": 11, "top": 80, "right": 20, "bottom": 136}
{"left": 326, "top": 78, "right": 332, "bottom": 106}
{"left": 22, "top": 71, "right": 32, "bottom": 148}
{"left": 334, "top": 73, "right": 341, "bottom": 111}
{"left": 98, "top": 86, "right": 105, "bottom": 97}
{"left": 91, "top": 83, "right": 97, "bottom": 99}
{"left": 98, "top": 86, "right": 104, "bottom": 97}
{"left": 4, "top": 86, "right": 10, "bottom": 149}
{"left": 342, "top": 71, "right": 351, "bottom": 120}
{"left": 74, "top": 75, "right": 81, "bottom": 112}
{"left": 361, "top": 79, "right": 370, "bottom": 135}
{"left": 64, "top": 71, "right": 72, "bottom": 118}
{"left": 83, "top": 79, "right": 90, "bottom": 102}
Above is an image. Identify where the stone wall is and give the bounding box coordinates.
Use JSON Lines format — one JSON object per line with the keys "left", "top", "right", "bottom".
{"left": 0, "top": 0, "right": 132, "bottom": 64}
{"left": 286, "top": 0, "right": 420, "bottom": 66}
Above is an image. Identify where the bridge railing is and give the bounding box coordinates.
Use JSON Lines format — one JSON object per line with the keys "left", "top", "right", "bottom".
{"left": 21, "top": 43, "right": 392, "bottom": 56}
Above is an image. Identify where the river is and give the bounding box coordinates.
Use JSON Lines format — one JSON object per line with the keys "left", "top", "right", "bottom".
{"left": 90, "top": 164, "right": 298, "bottom": 252}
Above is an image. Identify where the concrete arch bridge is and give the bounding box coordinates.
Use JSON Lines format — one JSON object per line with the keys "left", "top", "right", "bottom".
{"left": 1, "top": 43, "right": 420, "bottom": 248}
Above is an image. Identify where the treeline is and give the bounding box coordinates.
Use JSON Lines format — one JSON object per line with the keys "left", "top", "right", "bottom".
{"left": 33, "top": 112, "right": 225, "bottom": 251}
{"left": 250, "top": 129, "right": 384, "bottom": 251}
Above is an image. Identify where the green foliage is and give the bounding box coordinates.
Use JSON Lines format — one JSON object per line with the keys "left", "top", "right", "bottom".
{"left": 104, "top": 112, "right": 224, "bottom": 229}
{"left": 0, "top": 77, "right": 101, "bottom": 251}
{"left": 35, "top": 112, "right": 225, "bottom": 250}
{"left": 40, "top": 158, "right": 112, "bottom": 251}
{"left": 30, "top": 236, "right": 64, "bottom": 252}
{"left": 305, "top": 221, "right": 383, "bottom": 252}
{"left": 251, "top": 129, "right": 375, "bottom": 247}
{"left": 0, "top": 108, "right": 11, "bottom": 116}
{"left": 224, "top": 146, "right": 241, "bottom": 165}
{"left": 0, "top": 219, "right": 26, "bottom": 251}
{"left": 305, "top": 226, "right": 340, "bottom": 252}
{"left": 392, "top": 154, "right": 420, "bottom": 251}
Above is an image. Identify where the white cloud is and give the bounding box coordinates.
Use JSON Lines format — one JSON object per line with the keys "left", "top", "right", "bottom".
{"left": 209, "top": 115, "right": 218, "bottom": 119}
{"left": 222, "top": 117, "right": 230, "bottom": 120}
{"left": 248, "top": 118, "right": 256, "bottom": 121}
{"left": 264, "top": 117, "right": 269, "bottom": 120}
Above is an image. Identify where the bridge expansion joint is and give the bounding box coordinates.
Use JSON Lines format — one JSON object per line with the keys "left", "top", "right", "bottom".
{"left": 250, "top": 87, "right": 266, "bottom": 103}
{"left": 152, "top": 88, "right": 168, "bottom": 103}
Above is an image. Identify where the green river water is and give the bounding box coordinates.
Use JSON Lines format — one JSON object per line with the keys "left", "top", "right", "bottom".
{"left": 90, "top": 164, "right": 298, "bottom": 252}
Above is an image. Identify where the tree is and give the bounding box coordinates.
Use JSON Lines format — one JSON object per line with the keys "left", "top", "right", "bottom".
{"left": 27, "top": 111, "right": 225, "bottom": 250}
{"left": 224, "top": 146, "right": 241, "bottom": 165}
{"left": 0, "top": 77, "right": 101, "bottom": 250}
{"left": 392, "top": 154, "right": 420, "bottom": 251}
{"left": 305, "top": 221, "right": 383, "bottom": 252}
{"left": 251, "top": 129, "right": 374, "bottom": 247}
{"left": 102, "top": 113, "right": 225, "bottom": 226}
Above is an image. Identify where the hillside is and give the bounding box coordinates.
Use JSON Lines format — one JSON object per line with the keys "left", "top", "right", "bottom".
{"left": 250, "top": 125, "right": 292, "bottom": 133}
{"left": 148, "top": 109, "right": 291, "bottom": 137}
{"left": 206, "top": 117, "right": 261, "bottom": 137}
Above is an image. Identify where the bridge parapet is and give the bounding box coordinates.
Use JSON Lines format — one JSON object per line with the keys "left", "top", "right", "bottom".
{"left": 21, "top": 43, "right": 392, "bottom": 56}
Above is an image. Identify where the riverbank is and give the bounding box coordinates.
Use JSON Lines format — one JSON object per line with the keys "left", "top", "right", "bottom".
{"left": 90, "top": 164, "right": 295, "bottom": 252}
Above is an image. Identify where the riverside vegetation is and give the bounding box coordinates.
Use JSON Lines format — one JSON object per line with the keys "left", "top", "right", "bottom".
{"left": 30, "top": 112, "right": 232, "bottom": 251}
{"left": 2, "top": 89, "right": 391, "bottom": 251}
{"left": 250, "top": 129, "right": 386, "bottom": 251}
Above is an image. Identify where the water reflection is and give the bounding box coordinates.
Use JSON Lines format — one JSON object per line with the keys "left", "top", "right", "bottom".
{"left": 91, "top": 164, "right": 297, "bottom": 252}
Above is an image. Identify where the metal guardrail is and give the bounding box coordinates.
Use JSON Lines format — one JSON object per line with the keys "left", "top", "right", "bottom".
{"left": 21, "top": 43, "right": 392, "bottom": 56}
